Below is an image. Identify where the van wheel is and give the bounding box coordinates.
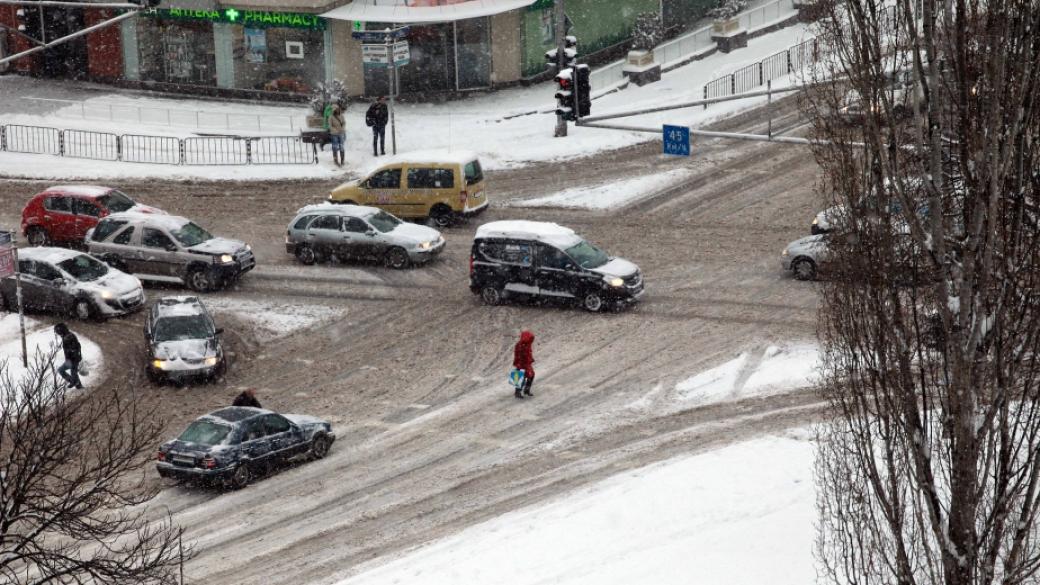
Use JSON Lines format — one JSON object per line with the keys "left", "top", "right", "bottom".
{"left": 581, "top": 291, "right": 604, "bottom": 313}
{"left": 187, "top": 267, "right": 213, "bottom": 292}
{"left": 384, "top": 247, "right": 410, "bottom": 269}
{"left": 73, "top": 298, "right": 95, "bottom": 320}
{"left": 430, "top": 206, "right": 454, "bottom": 228}
{"left": 480, "top": 285, "right": 503, "bottom": 306}
{"left": 27, "top": 227, "right": 50, "bottom": 247}
{"left": 295, "top": 244, "right": 318, "bottom": 265}
{"left": 792, "top": 258, "right": 817, "bottom": 281}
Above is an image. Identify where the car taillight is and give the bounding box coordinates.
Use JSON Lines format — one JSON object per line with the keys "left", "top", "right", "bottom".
{"left": 203, "top": 456, "right": 217, "bottom": 469}
{"left": 459, "top": 190, "right": 468, "bottom": 204}
{"left": 157, "top": 451, "right": 166, "bottom": 462}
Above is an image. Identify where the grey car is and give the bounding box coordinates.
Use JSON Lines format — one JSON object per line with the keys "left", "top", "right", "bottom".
{"left": 285, "top": 204, "right": 445, "bottom": 269}
{"left": 781, "top": 234, "right": 833, "bottom": 280}
{"left": 86, "top": 212, "right": 255, "bottom": 291}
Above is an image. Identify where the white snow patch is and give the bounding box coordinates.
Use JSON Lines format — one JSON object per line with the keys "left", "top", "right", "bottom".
{"left": 203, "top": 298, "right": 345, "bottom": 342}
{"left": 743, "top": 343, "right": 821, "bottom": 392}
{"left": 511, "top": 168, "right": 695, "bottom": 210}
{"left": 334, "top": 432, "right": 816, "bottom": 585}
{"left": 674, "top": 343, "right": 820, "bottom": 406}
{"left": 676, "top": 352, "right": 749, "bottom": 403}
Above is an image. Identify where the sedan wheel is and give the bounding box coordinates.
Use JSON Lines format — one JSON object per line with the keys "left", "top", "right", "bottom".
{"left": 27, "top": 227, "right": 50, "bottom": 247}
{"left": 480, "top": 285, "right": 502, "bottom": 306}
{"left": 582, "top": 292, "right": 604, "bottom": 313}
{"left": 792, "top": 259, "right": 817, "bottom": 281}
{"left": 310, "top": 435, "right": 331, "bottom": 460}
{"left": 384, "top": 247, "right": 409, "bottom": 270}
{"left": 226, "top": 464, "right": 251, "bottom": 490}
{"left": 295, "top": 244, "right": 318, "bottom": 265}
{"left": 187, "top": 268, "right": 212, "bottom": 292}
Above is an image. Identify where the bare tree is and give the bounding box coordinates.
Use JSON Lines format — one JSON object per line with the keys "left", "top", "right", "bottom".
{"left": 805, "top": 0, "right": 1040, "bottom": 584}
{"left": 0, "top": 350, "right": 187, "bottom": 584}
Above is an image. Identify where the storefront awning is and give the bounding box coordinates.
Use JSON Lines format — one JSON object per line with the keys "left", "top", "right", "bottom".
{"left": 321, "top": 0, "right": 538, "bottom": 24}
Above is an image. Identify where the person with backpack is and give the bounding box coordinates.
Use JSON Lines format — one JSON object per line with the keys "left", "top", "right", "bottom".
{"left": 54, "top": 323, "right": 84, "bottom": 389}
{"left": 512, "top": 330, "right": 535, "bottom": 399}
{"left": 365, "top": 96, "right": 389, "bottom": 157}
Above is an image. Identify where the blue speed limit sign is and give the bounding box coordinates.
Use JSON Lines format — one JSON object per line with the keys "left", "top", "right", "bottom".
{"left": 663, "top": 125, "right": 691, "bottom": 156}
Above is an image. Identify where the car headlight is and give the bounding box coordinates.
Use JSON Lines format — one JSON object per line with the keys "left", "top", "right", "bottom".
{"left": 100, "top": 290, "right": 114, "bottom": 299}
{"left": 607, "top": 277, "right": 624, "bottom": 287}
{"left": 204, "top": 356, "right": 219, "bottom": 366}
{"left": 245, "top": 244, "right": 252, "bottom": 252}
{"left": 152, "top": 359, "right": 169, "bottom": 371}
{"left": 782, "top": 249, "right": 789, "bottom": 256}
{"left": 812, "top": 217, "right": 819, "bottom": 225}
{"left": 418, "top": 241, "right": 433, "bottom": 250}
{"left": 219, "top": 254, "right": 234, "bottom": 264}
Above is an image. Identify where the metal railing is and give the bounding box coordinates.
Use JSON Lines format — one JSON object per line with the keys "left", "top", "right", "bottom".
{"left": 704, "top": 37, "right": 820, "bottom": 101}
{"left": 0, "top": 124, "right": 316, "bottom": 166}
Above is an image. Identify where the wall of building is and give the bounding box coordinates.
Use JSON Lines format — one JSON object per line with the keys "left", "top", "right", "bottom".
{"left": 0, "top": 5, "right": 40, "bottom": 73}
{"left": 490, "top": 9, "right": 521, "bottom": 84}
{"left": 328, "top": 19, "right": 364, "bottom": 96}
{"left": 663, "top": 0, "right": 718, "bottom": 31}
{"left": 85, "top": 9, "right": 123, "bottom": 80}
{"left": 520, "top": 0, "right": 658, "bottom": 77}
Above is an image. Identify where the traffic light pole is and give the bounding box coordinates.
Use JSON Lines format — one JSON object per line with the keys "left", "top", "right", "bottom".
{"left": 553, "top": 0, "right": 567, "bottom": 137}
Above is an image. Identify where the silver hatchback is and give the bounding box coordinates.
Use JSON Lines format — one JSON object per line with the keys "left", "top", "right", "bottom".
{"left": 285, "top": 204, "right": 445, "bottom": 269}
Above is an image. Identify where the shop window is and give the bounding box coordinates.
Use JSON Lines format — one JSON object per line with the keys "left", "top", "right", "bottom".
{"left": 232, "top": 25, "right": 324, "bottom": 93}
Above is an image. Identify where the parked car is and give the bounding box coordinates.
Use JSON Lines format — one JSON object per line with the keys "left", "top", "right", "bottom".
{"left": 328, "top": 151, "right": 488, "bottom": 227}
{"left": 782, "top": 234, "right": 834, "bottom": 280}
{"left": 0, "top": 247, "right": 144, "bottom": 319}
{"left": 837, "top": 70, "right": 919, "bottom": 125}
{"left": 285, "top": 204, "right": 445, "bottom": 269}
{"left": 470, "top": 220, "right": 644, "bottom": 312}
{"left": 85, "top": 212, "right": 255, "bottom": 291}
{"left": 144, "top": 296, "right": 225, "bottom": 384}
{"left": 21, "top": 185, "right": 163, "bottom": 247}
{"left": 156, "top": 406, "right": 335, "bottom": 489}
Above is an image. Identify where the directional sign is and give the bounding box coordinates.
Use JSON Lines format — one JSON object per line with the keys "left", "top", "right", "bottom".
{"left": 361, "top": 44, "right": 389, "bottom": 67}
{"left": 663, "top": 124, "right": 691, "bottom": 156}
{"left": 351, "top": 26, "right": 410, "bottom": 42}
{"left": 392, "top": 40, "right": 410, "bottom": 67}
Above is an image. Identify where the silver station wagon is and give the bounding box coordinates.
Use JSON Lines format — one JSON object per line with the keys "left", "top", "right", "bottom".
{"left": 284, "top": 204, "right": 445, "bottom": 269}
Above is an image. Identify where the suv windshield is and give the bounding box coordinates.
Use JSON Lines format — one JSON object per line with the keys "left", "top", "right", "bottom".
{"left": 58, "top": 255, "right": 109, "bottom": 282}
{"left": 97, "top": 191, "right": 135, "bottom": 213}
{"left": 566, "top": 240, "right": 610, "bottom": 269}
{"left": 154, "top": 315, "right": 214, "bottom": 342}
{"left": 367, "top": 211, "right": 401, "bottom": 233}
{"left": 178, "top": 420, "right": 230, "bottom": 445}
{"left": 171, "top": 222, "right": 213, "bottom": 247}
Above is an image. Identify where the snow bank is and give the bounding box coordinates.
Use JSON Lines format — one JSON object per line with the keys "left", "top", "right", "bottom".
{"left": 334, "top": 431, "right": 816, "bottom": 585}
{"left": 675, "top": 343, "right": 820, "bottom": 405}
{"left": 511, "top": 168, "right": 695, "bottom": 210}
{"left": 203, "top": 298, "right": 346, "bottom": 342}
{"left": 0, "top": 314, "right": 104, "bottom": 396}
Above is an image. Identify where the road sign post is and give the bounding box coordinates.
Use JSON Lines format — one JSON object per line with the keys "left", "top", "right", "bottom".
{"left": 355, "top": 26, "right": 409, "bottom": 156}
{"left": 0, "top": 231, "right": 26, "bottom": 368}
{"left": 663, "top": 125, "right": 691, "bottom": 156}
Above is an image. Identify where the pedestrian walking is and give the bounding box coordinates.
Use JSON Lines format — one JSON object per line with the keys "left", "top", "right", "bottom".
{"left": 54, "top": 323, "right": 84, "bottom": 389}
{"left": 512, "top": 330, "right": 535, "bottom": 399}
{"left": 365, "top": 96, "right": 389, "bottom": 157}
{"left": 328, "top": 104, "right": 346, "bottom": 167}
{"left": 232, "top": 388, "right": 262, "bottom": 408}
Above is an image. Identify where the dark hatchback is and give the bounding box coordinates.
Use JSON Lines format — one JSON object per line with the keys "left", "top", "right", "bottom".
{"left": 156, "top": 407, "right": 335, "bottom": 489}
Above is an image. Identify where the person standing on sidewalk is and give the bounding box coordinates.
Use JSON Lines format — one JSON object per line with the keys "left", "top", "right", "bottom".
{"left": 54, "top": 323, "right": 84, "bottom": 389}
{"left": 329, "top": 104, "right": 346, "bottom": 167}
{"left": 365, "top": 96, "right": 389, "bottom": 157}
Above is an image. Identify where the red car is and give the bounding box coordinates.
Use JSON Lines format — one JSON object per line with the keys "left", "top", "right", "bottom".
{"left": 21, "top": 185, "right": 163, "bottom": 247}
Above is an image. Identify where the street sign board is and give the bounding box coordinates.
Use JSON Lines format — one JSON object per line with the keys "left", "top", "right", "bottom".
{"left": 0, "top": 247, "right": 14, "bottom": 278}
{"left": 351, "top": 26, "right": 410, "bottom": 42}
{"left": 663, "top": 125, "right": 691, "bottom": 156}
{"left": 0, "top": 231, "right": 12, "bottom": 247}
{"left": 393, "top": 40, "right": 410, "bottom": 67}
{"left": 362, "top": 44, "right": 389, "bottom": 67}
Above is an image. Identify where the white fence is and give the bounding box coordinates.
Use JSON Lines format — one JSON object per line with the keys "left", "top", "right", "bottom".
{"left": 588, "top": 0, "right": 798, "bottom": 93}
{"left": 23, "top": 97, "right": 308, "bottom": 133}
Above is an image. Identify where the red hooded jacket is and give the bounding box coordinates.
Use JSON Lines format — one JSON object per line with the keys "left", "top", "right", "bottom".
{"left": 513, "top": 330, "right": 535, "bottom": 374}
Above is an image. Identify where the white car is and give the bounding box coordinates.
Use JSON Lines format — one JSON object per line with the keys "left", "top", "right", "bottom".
{"left": 0, "top": 247, "right": 144, "bottom": 319}
{"left": 781, "top": 234, "right": 833, "bottom": 281}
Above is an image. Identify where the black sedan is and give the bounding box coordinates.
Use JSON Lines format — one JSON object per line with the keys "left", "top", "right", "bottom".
{"left": 156, "top": 407, "right": 335, "bottom": 489}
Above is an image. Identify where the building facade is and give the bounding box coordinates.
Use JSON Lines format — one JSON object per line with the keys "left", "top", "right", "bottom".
{"left": 2, "top": 0, "right": 665, "bottom": 99}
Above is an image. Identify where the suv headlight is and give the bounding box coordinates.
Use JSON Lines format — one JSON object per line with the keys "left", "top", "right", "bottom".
{"left": 218, "top": 254, "right": 234, "bottom": 264}
{"left": 152, "top": 359, "right": 169, "bottom": 370}
{"left": 100, "top": 290, "right": 114, "bottom": 299}
{"left": 606, "top": 277, "right": 624, "bottom": 287}
{"left": 418, "top": 241, "right": 433, "bottom": 250}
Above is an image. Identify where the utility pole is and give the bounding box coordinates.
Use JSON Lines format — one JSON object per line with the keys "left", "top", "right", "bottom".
{"left": 554, "top": 0, "right": 567, "bottom": 137}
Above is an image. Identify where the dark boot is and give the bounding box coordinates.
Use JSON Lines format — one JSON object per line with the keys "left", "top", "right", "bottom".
{"left": 514, "top": 388, "right": 523, "bottom": 399}
{"left": 524, "top": 388, "right": 533, "bottom": 397}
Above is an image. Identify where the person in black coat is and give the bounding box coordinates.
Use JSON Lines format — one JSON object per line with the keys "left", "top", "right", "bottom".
{"left": 365, "top": 96, "right": 389, "bottom": 157}
{"left": 54, "top": 323, "right": 83, "bottom": 389}
{"left": 232, "top": 388, "right": 262, "bottom": 408}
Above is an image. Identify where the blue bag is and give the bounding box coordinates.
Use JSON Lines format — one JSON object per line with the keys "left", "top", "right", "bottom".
{"left": 508, "top": 368, "right": 525, "bottom": 389}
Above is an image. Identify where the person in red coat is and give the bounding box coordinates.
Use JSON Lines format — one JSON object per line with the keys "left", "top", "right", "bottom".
{"left": 513, "top": 330, "right": 535, "bottom": 399}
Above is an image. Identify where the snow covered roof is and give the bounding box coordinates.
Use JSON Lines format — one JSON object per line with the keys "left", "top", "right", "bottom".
{"left": 295, "top": 203, "right": 381, "bottom": 218}
{"left": 363, "top": 150, "right": 480, "bottom": 175}
{"left": 475, "top": 220, "right": 584, "bottom": 249}
{"left": 106, "top": 211, "right": 191, "bottom": 231}
{"left": 154, "top": 296, "right": 206, "bottom": 317}
{"left": 19, "top": 246, "right": 86, "bottom": 265}
{"left": 322, "top": 0, "right": 537, "bottom": 24}
{"left": 41, "top": 185, "right": 114, "bottom": 198}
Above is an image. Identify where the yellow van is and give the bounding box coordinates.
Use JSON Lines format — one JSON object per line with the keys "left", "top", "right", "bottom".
{"left": 328, "top": 151, "right": 488, "bottom": 227}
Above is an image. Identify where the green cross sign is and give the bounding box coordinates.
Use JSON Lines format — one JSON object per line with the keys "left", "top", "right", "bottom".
{"left": 353, "top": 20, "right": 363, "bottom": 31}
{"left": 225, "top": 8, "right": 240, "bottom": 21}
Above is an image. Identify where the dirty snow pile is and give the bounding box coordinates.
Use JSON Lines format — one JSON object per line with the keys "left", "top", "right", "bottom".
{"left": 331, "top": 342, "right": 821, "bottom": 585}
{"left": 0, "top": 314, "right": 104, "bottom": 393}
{"left": 204, "top": 298, "right": 345, "bottom": 342}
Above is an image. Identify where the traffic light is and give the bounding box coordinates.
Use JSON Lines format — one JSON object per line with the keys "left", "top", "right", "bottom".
{"left": 574, "top": 64, "right": 591, "bottom": 118}
{"left": 554, "top": 68, "right": 576, "bottom": 122}
{"left": 544, "top": 35, "right": 577, "bottom": 70}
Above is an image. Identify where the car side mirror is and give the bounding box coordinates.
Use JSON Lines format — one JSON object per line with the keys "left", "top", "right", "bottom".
{"left": 164, "top": 243, "right": 177, "bottom": 252}
{"left": 365, "top": 229, "right": 376, "bottom": 237}
{"left": 214, "top": 328, "right": 224, "bottom": 335}
{"left": 360, "top": 180, "right": 370, "bottom": 189}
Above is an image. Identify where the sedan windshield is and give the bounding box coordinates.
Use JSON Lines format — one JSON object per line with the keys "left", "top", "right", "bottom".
{"left": 565, "top": 240, "right": 610, "bottom": 269}
{"left": 154, "top": 316, "right": 214, "bottom": 342}
{"left": 367, "top": 211, "right": 402, "bottom": 233}
{"left": 57, "top": 255, "right": 109, "bottom": 282}
{"left": 97, "top": 191, "right": 136, "bottom": 213}
{"left": 178, "top": 420, "right": 230, "bottom": 445}
{"left": 171, "top": 222, "right": 213, "bottom": 247}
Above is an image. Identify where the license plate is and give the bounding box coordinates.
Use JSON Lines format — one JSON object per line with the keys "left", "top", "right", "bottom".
{"left": 172, "top": 455, "right": 194, "bottom": 466}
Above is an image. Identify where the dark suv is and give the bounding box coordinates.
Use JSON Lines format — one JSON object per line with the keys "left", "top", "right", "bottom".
{"left": 145, "top": 296, "right": 225, "bottom": 384}
{"left": 469, "top": 220, "right": 644, "bottom": 312}
{"left": 156, "top": 406, "right": 335, "bottom": 489}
